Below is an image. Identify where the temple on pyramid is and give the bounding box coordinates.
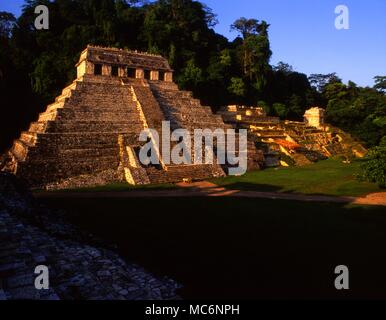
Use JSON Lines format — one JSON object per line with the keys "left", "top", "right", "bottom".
{"left": 1, "top": 46, "right": 263, "bottom": 190}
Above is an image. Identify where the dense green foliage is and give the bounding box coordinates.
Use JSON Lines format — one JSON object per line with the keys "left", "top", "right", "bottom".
{"left": 0, "top": 0, "right": 385, "bottom": 162}
{"left": 359, "top": 137, "right": 386, "bottom": 188}
{"left": 325, "top": 80, "right": 386, "bottom": 147}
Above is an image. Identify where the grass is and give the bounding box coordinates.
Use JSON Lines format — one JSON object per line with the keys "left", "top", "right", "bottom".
{"left": 40, "top": 196, "right": 386, "bottom": 299}
{"left": 212, "top": 158, "right": 382, "bottom": 197}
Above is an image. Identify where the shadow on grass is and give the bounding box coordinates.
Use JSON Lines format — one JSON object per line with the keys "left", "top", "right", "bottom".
{"left": 40, "top": 196, "right": 386, "bottom": 299}
{"left": 214, "top": 182, "right": 295, "bottom": 193}
{"left": 213, "top": 182, "right": 353, "bottom": 199}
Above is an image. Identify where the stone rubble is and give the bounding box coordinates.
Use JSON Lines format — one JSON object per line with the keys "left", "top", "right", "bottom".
{"left": 0, "top": 173, "right": 181, "bottom": 300}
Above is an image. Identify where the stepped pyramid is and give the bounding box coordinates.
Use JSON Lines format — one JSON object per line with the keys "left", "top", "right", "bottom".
{"left": 1, "top": 46, "right": 263, "bottom": 189}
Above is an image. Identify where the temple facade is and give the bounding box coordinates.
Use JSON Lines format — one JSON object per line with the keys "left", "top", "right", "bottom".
{"left": 76, "top": 46, "right": 174, "bottom": 82}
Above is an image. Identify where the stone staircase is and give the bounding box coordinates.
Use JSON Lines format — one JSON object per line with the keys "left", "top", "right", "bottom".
{"left": 150, "top": 84, "right": 227, "bottom": 132}
{"left": 128, "top": 80, "right": 228, "bottom": 182}
{"left": 146, "top": 164, "right": 223, "bottom": 184}
{"left": 149, "top": 81, "right": 264, "bottom": 173}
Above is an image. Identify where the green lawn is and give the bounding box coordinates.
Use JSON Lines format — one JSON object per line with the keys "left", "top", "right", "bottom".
{"left": 212, "top": 158, "right": 382, "bottom": 197}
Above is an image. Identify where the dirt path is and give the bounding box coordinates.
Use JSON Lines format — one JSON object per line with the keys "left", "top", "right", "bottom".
{"left": 34, "top": 181, "right": 386, "bottom": 206}
{"left": 351, "top": 192, "right": 386, "bottom": 206}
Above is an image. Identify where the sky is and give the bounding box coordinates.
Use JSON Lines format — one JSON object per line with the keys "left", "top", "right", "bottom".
{"left": 1, "top": 0, "right": 386, "bottom": 87}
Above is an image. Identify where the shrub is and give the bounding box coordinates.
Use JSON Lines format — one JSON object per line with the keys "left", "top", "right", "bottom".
{"left": 359, "top": 137, "right": 386, "bottom": 187}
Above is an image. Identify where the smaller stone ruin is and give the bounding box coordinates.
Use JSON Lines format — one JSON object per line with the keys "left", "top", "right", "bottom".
{"left": 217, "top": 105, "right": 367, "bottom": 167}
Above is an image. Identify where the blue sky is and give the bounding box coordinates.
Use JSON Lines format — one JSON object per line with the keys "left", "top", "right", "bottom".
{"left": 2, "top": 0, "right": 385, "bottom": 87}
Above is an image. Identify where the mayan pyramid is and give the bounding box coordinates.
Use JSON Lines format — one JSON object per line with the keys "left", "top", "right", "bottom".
{"left": 1, "top": 46, "right": 263, "bottom": 189}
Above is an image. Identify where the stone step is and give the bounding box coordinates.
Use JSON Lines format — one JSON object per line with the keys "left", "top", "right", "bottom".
{"left": 81, "top": 74, "right": 124, "bottom": 85}
{"left": 72, "top": 82, "right": 129, "bottom": 91}
{"left": 18, "top": 156, "right": 120, "bottom": 185}
{"left": 149, "top": 82, "right": 179, "bottom": 91}
{"left": 61, "top": 81, "right": 78, "bottom": 97}
{"left": 36, "top": 132, "right": 139, "bottom": 148}
{"left": 163, "top": 109, "right": 215, "bottom": 120}
{"left": 69, "top": 90, "right": 130, "bottom": 99}
{"left": 57, "top": 109, "right": 142, "bottom": 122}
{"left": 253, "top": 130, "right": 286, "bottom": 136}
{"left": 45, "top": 121, "right": 144, "bottom": 133}
{"left": 19, "top": 132, "right": 38, "bottom": 146}
{"left": 159, "top": 91, "right": 193, "bottom": 99}
{"left": 159, "top": 97, "right": 201, "bottom": 109}
{"left": 222, "top": 115, "right": 280, "bottom": 125}
{"left": 146, "top": 164, "right": 218, "bottom": 184}
{"left": 20, "top": 154, "right": 118, "bottom": 170}
{"left": 169, "top": 117, "right": 226, "bottom": 127}
{"left": 29, "top": 122, "right": 49, "bottom": 133}
{"left": 70, "top": 93, "right": 130, "bottom": 102}
{"left": 180, "top": 125, "right": 231, "bottom": 134}
{"left": 11, "top": 140, "right": 33, "bottom": 161}
{"left": 38, "top": 110, "right": 58, "bottom": 122}
{"left": 46, "top": 101, "right": 65, "bottom": 113}
{"left": 28, "top": 146, "right": 118, "bottom": 160}
{"left": 68, "top": 96, "right": 131, "bottom": 106}
{"left": 258, "top": 134, "right": 287, "bottom": 140}
{"left": 158, "top": 109, "right": 224, "bottom": 129}
{"left": 167, "top": 106, "right": 218, "bottom": 115}
{"left": 55, "top": 95, "right": 69, "bottom": 103}
{"left": 75, "top": 82, "right": 127, "bottom": 91}
{"left": 62, "top": 104, "right": 138, "bottom": 113}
